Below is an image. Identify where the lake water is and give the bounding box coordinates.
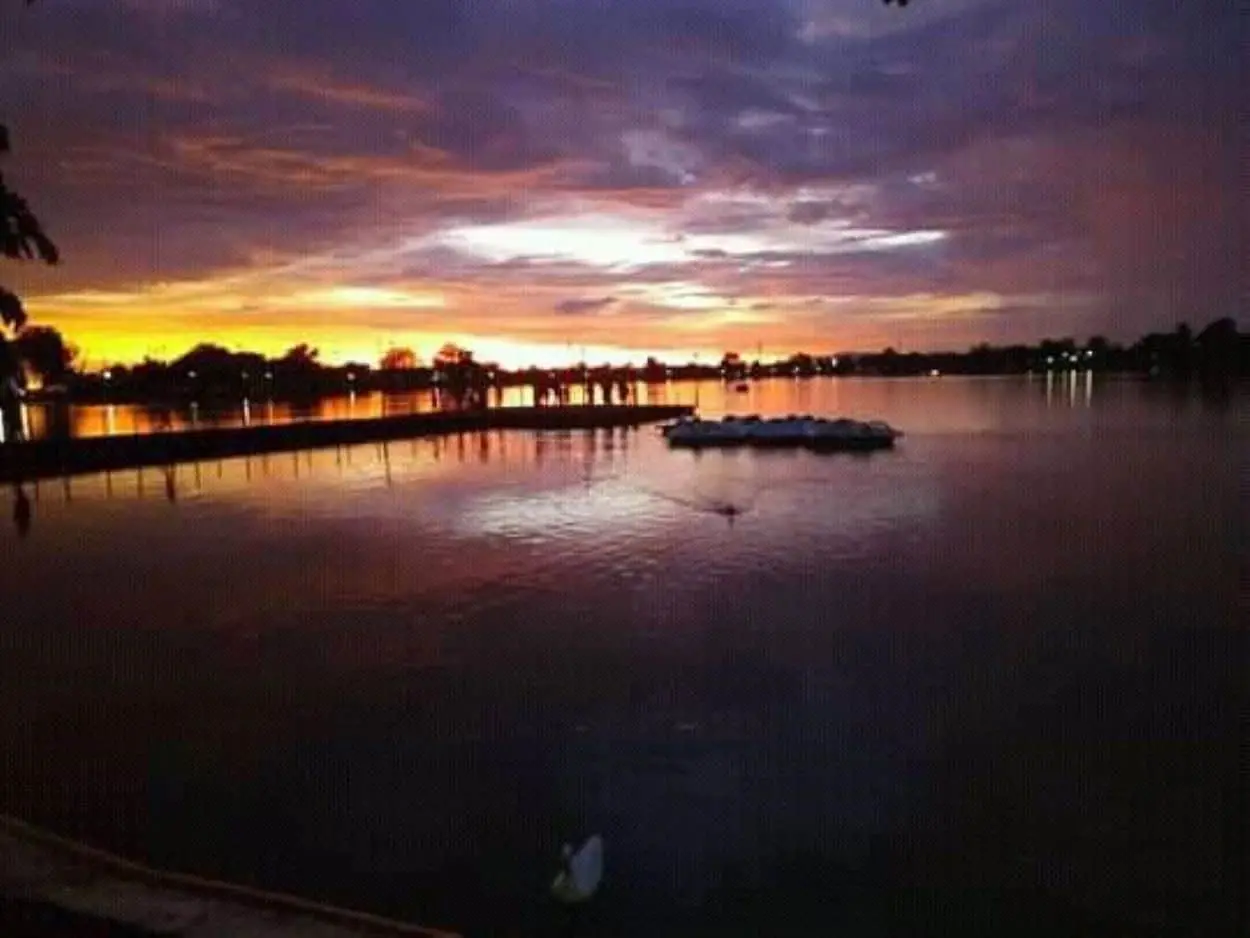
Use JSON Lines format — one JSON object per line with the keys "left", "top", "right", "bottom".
{"left": 0, "top": 377, "right": 1244, "bottom": 937}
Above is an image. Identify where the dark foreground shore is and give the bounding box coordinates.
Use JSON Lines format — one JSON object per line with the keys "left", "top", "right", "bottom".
{"left": 0, "top": 815, "right": 456, "bottom": 938}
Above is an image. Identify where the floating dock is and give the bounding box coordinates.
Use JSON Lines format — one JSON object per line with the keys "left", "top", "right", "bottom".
{"left": 0, "top": 814, "right": 456, "bottom": 937}
{"left": 661, "top": 415, "right": 900, "bottom": 452}
{"left": 0, "top": 404, "right": 693, "bottom": 483}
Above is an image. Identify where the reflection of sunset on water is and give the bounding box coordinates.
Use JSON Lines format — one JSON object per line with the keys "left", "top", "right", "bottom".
{"left": 0, "top": 378, "right": 1242, "bottom": 938}
{"left": 15, "top": 373, "right": 1113, "bottom": 445}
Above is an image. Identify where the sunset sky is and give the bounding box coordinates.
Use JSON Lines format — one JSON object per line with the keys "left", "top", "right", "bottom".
{"left": 1, "top": 0, "right": 1242, "bottom": 368}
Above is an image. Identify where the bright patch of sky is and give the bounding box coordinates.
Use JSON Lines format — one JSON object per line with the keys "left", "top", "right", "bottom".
{"left": 618, "top": 281, "right": 728, "bottom": 310}
{"left": 432, "top": 189, "right": 945, "bottom": 273}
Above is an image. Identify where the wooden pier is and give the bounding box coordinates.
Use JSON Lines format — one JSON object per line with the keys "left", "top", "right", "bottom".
{"left": 0, "top": 404, "right": 692, "bottom": 483}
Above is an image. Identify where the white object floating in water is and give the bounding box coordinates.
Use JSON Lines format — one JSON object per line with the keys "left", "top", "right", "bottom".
{"left": 551, "top": 835, "right": 604, "bottom": 904}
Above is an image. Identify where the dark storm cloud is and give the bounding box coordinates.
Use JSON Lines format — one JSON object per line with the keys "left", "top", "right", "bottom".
{"left": 668, "top": 0, "right": 1243, "bottom": 196}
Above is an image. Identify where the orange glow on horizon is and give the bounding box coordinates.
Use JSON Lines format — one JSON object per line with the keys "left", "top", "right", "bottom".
{"left": 28, "top": 289, "right": 850, "bottom": 370}
{"left": 32, "top": 311, "right": 1003, "bottom": 372}
{"left": 25, "top": 264, "right": 1020, "bottom": 371}
{"left": 42, "top": 317, "right": 769, "bottom": 372}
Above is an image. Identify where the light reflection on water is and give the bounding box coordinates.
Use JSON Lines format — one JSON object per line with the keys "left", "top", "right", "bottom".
{"left": 11, "top": 371, "right": 1154, "bottom": 440}
{"left": 22, "top": 382, "right": 675, "bottom": 440}
{"left": 0, "top": 377, "right": 1244, "bottom": 937}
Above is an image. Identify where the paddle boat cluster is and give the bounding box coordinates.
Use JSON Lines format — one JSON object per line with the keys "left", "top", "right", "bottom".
{"left": 661, "top": 414, "right": 902, "bottom": 451}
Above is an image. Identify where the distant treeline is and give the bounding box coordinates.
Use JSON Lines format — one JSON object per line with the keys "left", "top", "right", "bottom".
{"left": 820, "top": 318, "right": 1246, "bottom": 379}
{"left": 19, "top": 317, "right": 1249, "bottom": 403}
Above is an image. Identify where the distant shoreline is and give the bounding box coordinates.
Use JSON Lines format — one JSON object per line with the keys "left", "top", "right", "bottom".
{"left": 19, "top": 367, "right": 1246, "bottom": 409}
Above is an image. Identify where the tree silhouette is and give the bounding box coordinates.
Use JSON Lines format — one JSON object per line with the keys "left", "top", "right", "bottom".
{"left": 432, "top": 343, "right": 489, "bottom": 408}
{"left": 433, "top": 342, "right": 473, "bottom": 368}
{"left": 15, "top": 324, "right": 74, "bottom": 382}
{"left": 719, "top": 351, "right": 746, "bottom": 379}
{"left": 2, "top": 129, "right": 59, "bottom": 331}
{"left": 1194, "top": 317, "right": 1240, "bottom": 378}
{"left": 379, "top": 346, "right": 419, "bottom": 370}
{"left": 279, "top": 343, "right": 320, "bottom": 370}
{"left": 2, "top": 0, "right": 58, "bottom": 438}
{"left": 2, "top": 1, "right": 55, "bottom": 335}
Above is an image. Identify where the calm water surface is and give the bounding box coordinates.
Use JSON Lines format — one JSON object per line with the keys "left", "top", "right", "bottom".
{"left": 0, "top": 377, "right": 1244, "bottom": 937}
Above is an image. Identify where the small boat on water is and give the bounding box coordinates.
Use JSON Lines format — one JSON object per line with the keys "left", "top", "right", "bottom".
{"left": 661, "top": 414, "right": 901, "bottom": 451}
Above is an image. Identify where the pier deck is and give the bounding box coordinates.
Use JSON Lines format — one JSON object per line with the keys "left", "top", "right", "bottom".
{"left": 0, "top": 403, "right": 692, "bottom": 483}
